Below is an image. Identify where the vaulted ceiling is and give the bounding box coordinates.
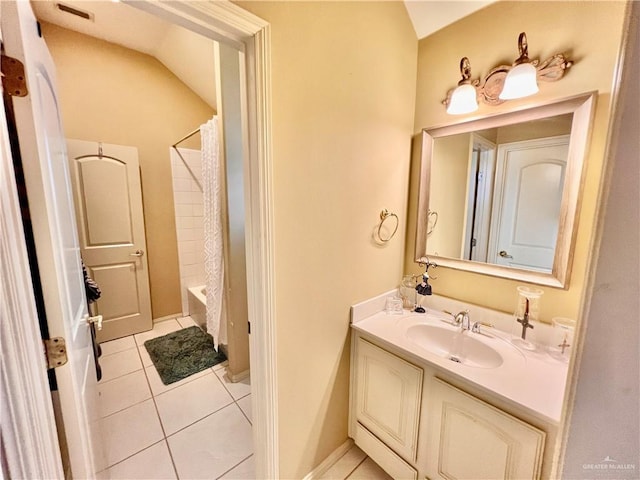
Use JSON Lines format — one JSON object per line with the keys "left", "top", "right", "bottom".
{"left": 31, "top": 0, "right": 496, "bottom": 112}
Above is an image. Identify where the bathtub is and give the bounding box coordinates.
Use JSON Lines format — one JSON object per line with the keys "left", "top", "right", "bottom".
{"left": 188, "top": 285, "right": 229, "bottom": 360}
{"left": 187, "top": 285, "right": 207, "bottom": 330}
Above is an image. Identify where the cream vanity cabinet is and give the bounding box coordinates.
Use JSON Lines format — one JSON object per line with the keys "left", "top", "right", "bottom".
{"left": 349, "top": 334, "right": 547, "bottom": 480}
{"left": 351, "top": 337, "right": 423, "bottom": 479}
{"left": 424, "top": 378, "right": 546, "bottom": 479}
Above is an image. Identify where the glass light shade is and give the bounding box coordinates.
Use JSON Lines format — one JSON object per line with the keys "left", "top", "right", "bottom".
{"left": 446, "top": 84, "right": 478, "bottom": 115}
{"left": 499, "top": 62, "right": 539, "bottom": 100}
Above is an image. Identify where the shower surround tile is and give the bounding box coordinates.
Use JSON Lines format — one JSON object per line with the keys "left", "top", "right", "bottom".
{"left": 170, "top": 147, "right": 206, "bottom": 316}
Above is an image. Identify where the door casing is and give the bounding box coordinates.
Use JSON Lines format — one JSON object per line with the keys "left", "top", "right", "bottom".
{"left": 0, "top": 1, "right": 278, "bottom": 477}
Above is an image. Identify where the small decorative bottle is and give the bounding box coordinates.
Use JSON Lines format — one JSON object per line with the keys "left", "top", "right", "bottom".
{"left": 511, "top": 286, "right": 544, "bottom": 350}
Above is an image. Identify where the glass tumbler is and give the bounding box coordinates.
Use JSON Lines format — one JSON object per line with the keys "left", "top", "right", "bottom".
{"left": 385, "top": 296, "right": 404, "bottom": 315}
{"left": 548, "top": 317, "right": 576, "bottom": 362}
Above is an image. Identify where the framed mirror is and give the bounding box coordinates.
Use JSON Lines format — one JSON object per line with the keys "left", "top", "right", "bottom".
{"left": 415, "top": 92, "right": 596, "bottom": 288}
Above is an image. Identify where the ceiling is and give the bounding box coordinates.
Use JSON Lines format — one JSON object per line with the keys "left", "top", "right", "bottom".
{"left": 30, "top": 0, "right": 496, "bottom": 111}
{"left": 404, "top": 1, "right": 495, "bottom": 39}
{"left": 31, "top": 0, "right": 218, "bottom": 109}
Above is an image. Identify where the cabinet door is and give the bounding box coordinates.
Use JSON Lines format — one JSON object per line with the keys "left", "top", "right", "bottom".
{"left": 425, "top": 378, "right": 546, "bottom": 480}
{"left": 354, "top": 338, "right": 423, "bottom": 462}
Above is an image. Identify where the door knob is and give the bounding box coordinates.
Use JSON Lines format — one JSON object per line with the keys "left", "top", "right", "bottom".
{"left": 499, "top": 250, "right": 513, "bottom": 259}
{"left": 130, "top": 249, "right": 144, "bottom": 257}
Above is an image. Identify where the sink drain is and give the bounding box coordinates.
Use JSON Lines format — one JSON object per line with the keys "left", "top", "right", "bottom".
{"left": 448, "top": 355, "right": 462, "bottom": 363}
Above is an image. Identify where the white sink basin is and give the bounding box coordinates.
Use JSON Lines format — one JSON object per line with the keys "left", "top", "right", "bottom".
{"left": 406, "top": 324, "right": 503, "bottom": 368}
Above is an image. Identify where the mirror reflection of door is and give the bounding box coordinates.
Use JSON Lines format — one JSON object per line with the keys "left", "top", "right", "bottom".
{"left": 67, "top": 139, "right": 153, "bottom": 342}
{"left": 463, "top": 134, "right": 496, "bottom": 262}
{"left": 487, "top": 135, "right": 569, "bottom": 271}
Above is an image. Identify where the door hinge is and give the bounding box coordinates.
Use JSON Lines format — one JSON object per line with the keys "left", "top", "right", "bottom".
{"left": 1, "top": 55, "right": 28, "bottom": 97}
{"left": 44, "top": 337, "right": 68, "bottom": 369}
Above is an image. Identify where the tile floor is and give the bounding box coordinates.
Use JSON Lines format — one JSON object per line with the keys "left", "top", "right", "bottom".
{"left": 97, "top": 317, "right": 252, "bottom": 479}
{"left": 319, "top": 445, "right": 392, "bottom": 480}
{"left": 97, "top": 317, "right": 389, "bottom": 479}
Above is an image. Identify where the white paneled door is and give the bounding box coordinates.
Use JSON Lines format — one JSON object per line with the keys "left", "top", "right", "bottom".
{"left": 2, "top": 0, "right": 105, "bottom": 476}
{"left": 489, "top": 135, "right": 569, "bottom": 272}
{"left": 67, "top": 140, "right": 152, "bottom": 342}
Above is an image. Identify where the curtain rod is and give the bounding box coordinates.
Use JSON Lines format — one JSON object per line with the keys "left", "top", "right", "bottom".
{"left": 172, "top": 127, "right": 200, "bottom": 148}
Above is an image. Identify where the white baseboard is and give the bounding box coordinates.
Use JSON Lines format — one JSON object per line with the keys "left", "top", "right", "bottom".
{"left": 303, "top": 438, "right": 354, "bottom": 480}
{"left": 227, "top": 368, "right": 250, "bottom": 383}
{"left": 153, "top": 313, "right": 182, "bottom": 324}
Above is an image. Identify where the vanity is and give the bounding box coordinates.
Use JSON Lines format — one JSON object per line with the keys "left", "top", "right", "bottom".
{"left": 348, "top": 294, "right": 568, "bottom": 480}
{"left": 347, "top": 87, "right": 595, "bottom": 479}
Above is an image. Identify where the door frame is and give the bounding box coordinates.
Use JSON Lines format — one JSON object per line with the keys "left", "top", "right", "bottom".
{"left": 462, "top": 134, "right": 496, "bottom": 262}
{"left": 0, "top": 0, "right": 278, "bottom": 478}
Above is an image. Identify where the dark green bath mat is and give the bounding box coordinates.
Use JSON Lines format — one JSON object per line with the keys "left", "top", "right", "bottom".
{"left": 144, "top": 326, "right": 226, "bottom": 385}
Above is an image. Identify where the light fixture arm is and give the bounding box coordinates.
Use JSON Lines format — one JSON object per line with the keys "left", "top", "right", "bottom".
{"left": 514, "top": 32, "right": 530, "bottom": 65}
{"left": 458, "top": 57, "right": 472, "bottom": 85}
{"left": 442, "top": 33, "right": 573, "bottom": 111}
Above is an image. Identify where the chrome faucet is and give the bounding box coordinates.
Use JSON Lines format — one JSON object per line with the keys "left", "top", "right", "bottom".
{"left": 472, "top": 321, "right": 494, "bottom": 336}
{"left": 444, "top": 310, "right": 470, "bottom": 331}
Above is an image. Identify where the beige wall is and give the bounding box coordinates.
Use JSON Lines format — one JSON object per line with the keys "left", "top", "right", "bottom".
{"left": 41, "top": 23, "right": 215, "bottom": 319}
{"left": 406, "top": 1, "right": 628, "bottom": 324}
{"left": 238, "top": 2, "right": 417, "bottom": 477}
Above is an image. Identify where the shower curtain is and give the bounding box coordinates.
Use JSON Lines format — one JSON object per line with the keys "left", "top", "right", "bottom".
{"left": 201, "top": 117, "right": 226, "bottom": 350}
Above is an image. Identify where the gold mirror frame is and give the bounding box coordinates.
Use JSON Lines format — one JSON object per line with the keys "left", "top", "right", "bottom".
{"left": 415, "top": 92, "right": 596, "bottom": 288}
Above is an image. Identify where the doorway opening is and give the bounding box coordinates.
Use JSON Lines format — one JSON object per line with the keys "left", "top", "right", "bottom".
{"left": 2, "top": 0, "right": 276, "bottom": 478}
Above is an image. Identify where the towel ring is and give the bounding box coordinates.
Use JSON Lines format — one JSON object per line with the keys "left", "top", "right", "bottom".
{"left": 376, "top": 209, "right": 399, "bottom": 243}
{"left": 427, "top": 210, "right": 438, "bottom": 236}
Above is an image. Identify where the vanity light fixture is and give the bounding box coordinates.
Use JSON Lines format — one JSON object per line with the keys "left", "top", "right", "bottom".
{"left": 499, "top": 32, "right": 539, "bottom": 100}
{"left": 446, "top": 57, "right": 479, "bottom": 115}
{"left": 442, "top": 33, "right": 573, "bottom": 114}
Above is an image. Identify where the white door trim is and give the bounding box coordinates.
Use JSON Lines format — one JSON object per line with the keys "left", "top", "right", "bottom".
{"left": 0, "top": 82, "right": 64, "bottom": 478}
{"left": 125, "top": 1, "right": 278, "bottom": 477}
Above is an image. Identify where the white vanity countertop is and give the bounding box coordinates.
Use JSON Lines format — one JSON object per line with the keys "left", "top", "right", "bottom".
{"left": 351, "top": 302, "right": 569, "bottom": 424}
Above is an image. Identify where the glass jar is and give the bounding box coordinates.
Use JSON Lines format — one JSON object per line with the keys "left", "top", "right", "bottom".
{"left": 399, "top": 275, "right": 419, "bottom": 309}
{"left": 510, "top": 286, "right": 544, "bottom": 350}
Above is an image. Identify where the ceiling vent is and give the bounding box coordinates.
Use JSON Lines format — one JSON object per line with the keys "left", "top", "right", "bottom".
{"left": 55, "top": 3, "right": 94, "bottom": 21}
